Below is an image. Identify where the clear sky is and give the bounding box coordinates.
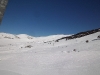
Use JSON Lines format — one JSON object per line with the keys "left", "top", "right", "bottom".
{"left": 0, "top": 0, "right": 100, "bottom": 36}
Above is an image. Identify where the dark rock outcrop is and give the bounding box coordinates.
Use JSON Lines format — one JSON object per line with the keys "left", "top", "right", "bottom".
{"left": 55, "top": 28, "right": 100, "bottom": 42}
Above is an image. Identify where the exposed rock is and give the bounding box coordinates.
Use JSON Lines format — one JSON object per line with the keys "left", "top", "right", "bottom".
{"left": 25, "top": 45, "right": 33, "bottom": 48}
{"left": 97, "top": 35, "right": 100, "bottom": 39}
{"left": 86, "top": 40, "right": 89, "bottom": 43}
{"left": 55, "top": 28, "right": 100, "bottom": 42}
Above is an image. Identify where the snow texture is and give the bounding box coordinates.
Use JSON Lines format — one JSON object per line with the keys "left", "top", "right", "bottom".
{"left": 0, "top": 32, "right": 100, "bottom": 75}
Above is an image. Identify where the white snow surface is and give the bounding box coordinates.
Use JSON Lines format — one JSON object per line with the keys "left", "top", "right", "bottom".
{"left": 0, "top": 32, "right": 100, "bottom": 75}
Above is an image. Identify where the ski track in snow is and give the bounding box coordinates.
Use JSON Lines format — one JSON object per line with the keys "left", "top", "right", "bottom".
{"left": 0, "top": 32, "right": 100, "bottom": 75}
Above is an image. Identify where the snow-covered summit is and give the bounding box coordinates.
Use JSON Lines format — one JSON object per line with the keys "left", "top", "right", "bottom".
{"left": 0, "top": 32, "right": 17, "bottom": 39}
{"left": 0, "top": 28, "right": 100, "bottom": 43}
{"left": 0, "top": 32, "right": 69, "bottom": 42}
{"left": 17, "top": 34, "right": 34, "bottom": 39}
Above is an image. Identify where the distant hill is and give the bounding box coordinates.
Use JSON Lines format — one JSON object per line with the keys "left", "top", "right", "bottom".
{"left": 55, "top": 28, "right": 100, "bottom": 42}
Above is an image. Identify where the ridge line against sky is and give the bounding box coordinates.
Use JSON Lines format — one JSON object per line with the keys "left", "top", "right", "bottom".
{"left": 0, "top": 0, "right": 100, "bottom": 37}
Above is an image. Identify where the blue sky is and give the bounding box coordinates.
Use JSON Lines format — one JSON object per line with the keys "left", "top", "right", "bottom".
{"left": 0, "top": 0, "right": 100, "bottom": 36}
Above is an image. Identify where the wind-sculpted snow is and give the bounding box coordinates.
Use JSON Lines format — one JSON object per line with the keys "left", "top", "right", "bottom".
{"left": 0, "top": 30, "right": 100, "bottom": 75}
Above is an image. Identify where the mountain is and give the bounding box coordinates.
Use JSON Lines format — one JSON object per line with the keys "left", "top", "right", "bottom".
{"left": 0, "top": 28, "right": 100, "bottom": 75}
{"left": 0, "top": 32, "right": 68, "bottom": 42}
{"left": 55, "top": 28, "right": 100, "bottom": 42}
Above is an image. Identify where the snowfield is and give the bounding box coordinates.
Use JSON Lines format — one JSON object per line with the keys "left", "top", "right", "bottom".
{"left": 0, "top": 32, "right": 100, "bottom": 75}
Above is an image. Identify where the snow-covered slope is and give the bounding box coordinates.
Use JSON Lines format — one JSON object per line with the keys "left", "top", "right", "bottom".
{"left": 0, "top": 31, "right": 100, "bottom": 75}
{"left": 0, "top": 32, "right": 68, "bottom": 42}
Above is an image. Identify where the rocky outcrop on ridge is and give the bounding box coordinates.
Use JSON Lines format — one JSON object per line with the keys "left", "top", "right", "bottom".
{"left": 55, "top": 28, "right": 100, "bottom": 42}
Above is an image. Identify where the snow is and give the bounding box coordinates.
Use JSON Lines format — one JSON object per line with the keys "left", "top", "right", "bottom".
{"left": 0, "top": 32, "right": 100, "bottom": 75}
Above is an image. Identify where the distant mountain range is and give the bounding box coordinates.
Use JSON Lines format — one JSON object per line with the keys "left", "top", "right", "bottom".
{"left": 0, "top": 28, "right": 100, "bottom": 43}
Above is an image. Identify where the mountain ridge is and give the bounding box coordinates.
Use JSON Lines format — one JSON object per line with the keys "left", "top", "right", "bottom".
{"left": 55, "top": 28, "right": 100, "bottom": 42}
{"left": 0, "top": 28, "right": 100, "bottom": 42}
